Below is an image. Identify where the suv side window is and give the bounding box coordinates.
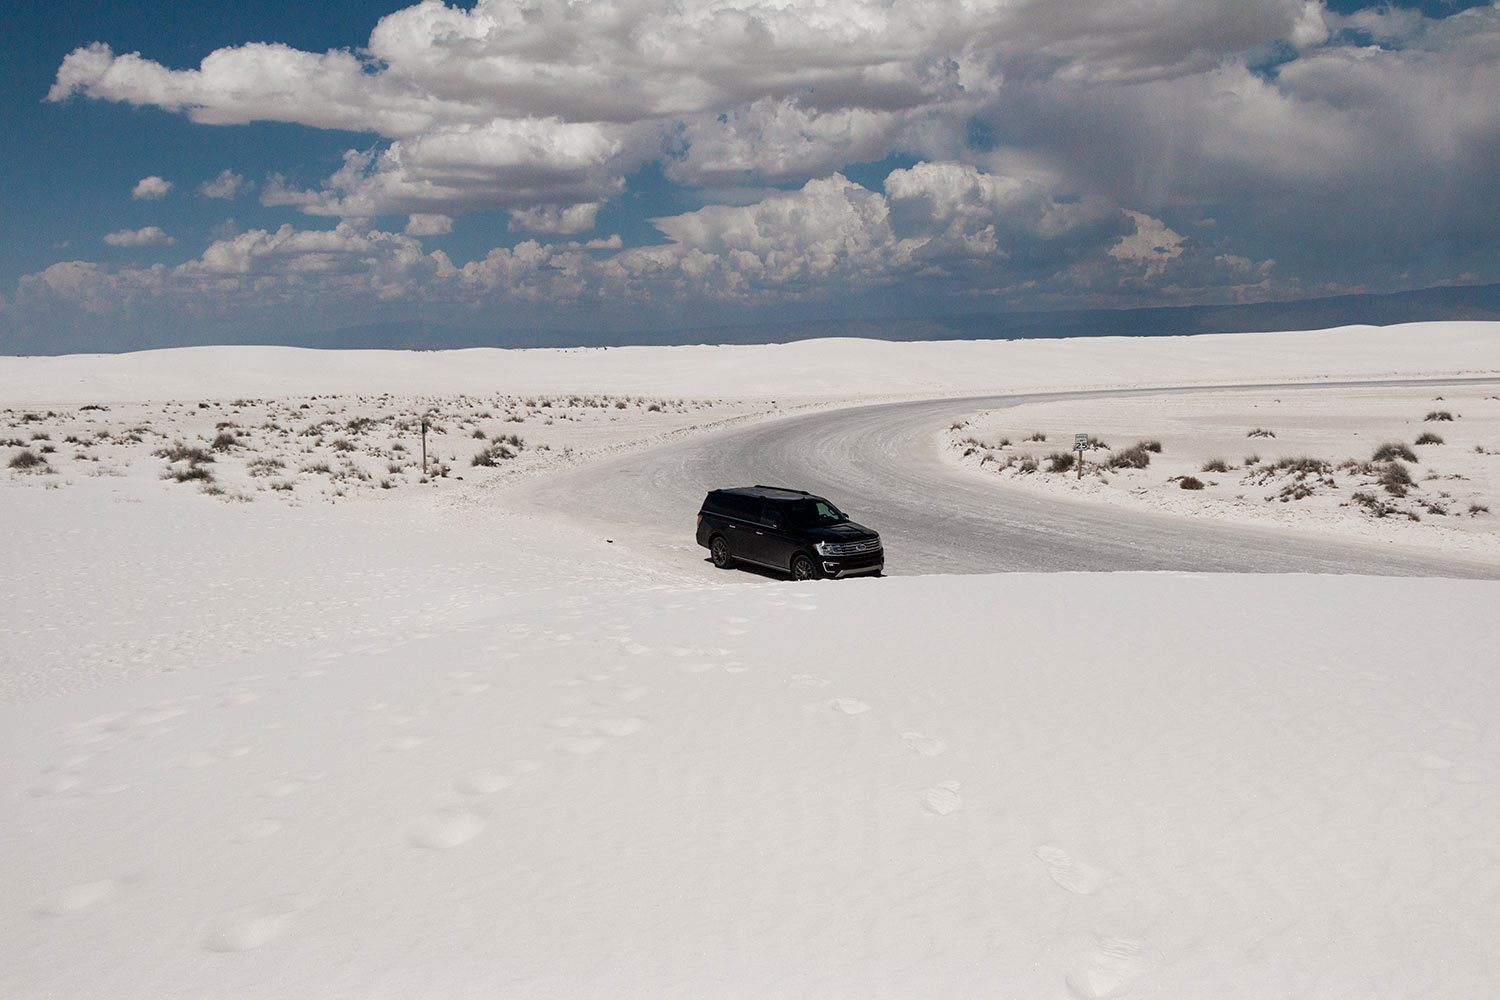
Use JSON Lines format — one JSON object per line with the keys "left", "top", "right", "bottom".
{"left": 709, "top": 492, "right": 758, "bottom": 521}
{"left": 759, "top": 503, "right": 785, "bottom": 529}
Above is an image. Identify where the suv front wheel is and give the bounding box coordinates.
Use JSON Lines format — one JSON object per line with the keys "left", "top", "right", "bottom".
{"left": 790, "top": 553, "right": 818, "bottom": 580}
{"left": 710, "top": 535, "right": 735, "bottom": 569}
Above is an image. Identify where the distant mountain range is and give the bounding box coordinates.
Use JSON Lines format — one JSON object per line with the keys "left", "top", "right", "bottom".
{"left": 306, "top": 281, "right": 1500, "bottom": 351}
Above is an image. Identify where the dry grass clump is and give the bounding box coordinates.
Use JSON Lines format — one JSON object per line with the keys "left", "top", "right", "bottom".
{"left": 154, "top": 441, "right": 215, "bottom": 464}
{"left": 1414, "top": 432, "right": 1444, "bottom": 445}
{"left": 8, "top": 449, "right": 49, "bottom": 471}
{"left": 1371, "top": 441, "right": 1417, "bottom": 463}
{"left": 1379, "top": 461, "right": 1414, "bottom": 497}
{"left": 1109, "top": 442, "right": 1156, "bottom": 469}
{"left": 472, "top": 433, "right": 525, "bottom": 467}
{"left": 1247, "top": 428, "right": 1276, "bottom": 438}
{"left": 1201, "top": 458, "right": 1231, "bottom": 473}
{"left": 1177, "top": 476, "right": 1205, "bottom": 490}
{"left": 1045, "top": 451, "right": 1075, "bottom": 473}
{"left": 1425, "top": 410, "right": 1455, "bottom": 422}
{"left": 247, "top": 457, "right": 284, "bottom": 477}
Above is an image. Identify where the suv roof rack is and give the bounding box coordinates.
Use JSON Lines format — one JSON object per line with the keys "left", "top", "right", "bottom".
{"left": 752, "top": 485, "right": 810, "bottom": 495}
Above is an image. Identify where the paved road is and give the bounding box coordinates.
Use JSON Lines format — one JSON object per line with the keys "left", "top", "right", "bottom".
{"left": 509, "top": 380, "right": 1500, "bottom": 579}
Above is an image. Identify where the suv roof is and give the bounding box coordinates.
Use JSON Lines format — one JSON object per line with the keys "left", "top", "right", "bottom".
{"left": 715, "top": 485, "right": 814, "bottom": 502}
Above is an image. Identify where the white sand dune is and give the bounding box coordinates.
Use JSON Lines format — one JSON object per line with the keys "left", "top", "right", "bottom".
{"left": 3, "top": 323, "right": 1500, "bottom": 998}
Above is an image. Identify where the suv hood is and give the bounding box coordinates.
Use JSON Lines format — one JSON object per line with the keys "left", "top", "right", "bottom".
{"left": 803, "top": 521, "right": 879, "bottom": 542}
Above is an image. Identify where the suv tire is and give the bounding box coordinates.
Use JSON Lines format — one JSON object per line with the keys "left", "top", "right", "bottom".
{"left": 710, "top": 535, "right": 735, "bottom": 569}
{"left": 791, "top": 553, "right": 818, "bottom": 580}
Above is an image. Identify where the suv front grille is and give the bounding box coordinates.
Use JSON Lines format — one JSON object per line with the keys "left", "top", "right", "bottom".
{"left": 822, "top": 538, "right": 881, "bottom": 556}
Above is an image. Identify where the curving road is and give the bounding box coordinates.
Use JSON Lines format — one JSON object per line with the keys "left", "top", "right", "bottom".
{"left": 508, "top": 380, "right": 1500, "bottom": 580}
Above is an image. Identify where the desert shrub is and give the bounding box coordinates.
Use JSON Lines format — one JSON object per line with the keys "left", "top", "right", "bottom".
{"left": 1140, "top": 439, "right": 1162, "bottom": 453}
{"left": 1025, "top": 431, "right": 1047, "bottom": 442}
{"left": 30, "top": 432, "right": 50, "bottom": 441}
{"left": 1178, "top": 476, "right": 1205, "bottom": 490}
{"left": 211, "top": 431, "right": 240, "bottom": 452}
{"left": 270, "top": 480, "right": 295, "bottom": 492}
{"left": 1425, "top": 410, "right": 1454, "bottom": 422}
{"left": 1371, "top": 441, "right": 1417, "bottom": 462}
{"left": 615, "top": 400, "right": 627, "bottom": 409}
{"left": 471, "top": 441, "right": 520, "bottom": 466}
{"left": 8, "top": 449, "right": 46, "bottom": 470}
{"left": 162, "top": 464, "right": 213, "bottom": 483}
{"left": 1414, "top": 432, "right": 1444, "bottom": 446}
{"left": 331, "top": 438, "right": 356, "bottom": 452}
{"left": 1247, "top": 428, "right": 1276, "bottom": 438}
{"left": 646, "top": 403, "right": 663, "bottom": 412}
{"left": 301, "top": 460, "right": 333, "bottom": 474}
{"left": 950, "top": 421, "right": 968, "bottom": 431}
{"left": 997, "top": 436, "right": 1012, "bottom": 448}
{"left": 1470, "top": 504, "right": 1490, "bottom": 515}
{"left": 347, "top": 416, "right": 376, "bottom": 434}
{"left": 1109, "top": 443, "right": 1152, "bottom": 469}
{"left": 1045, "top": 451, "right": 1075, "bottom": 473}
{"left": 1201, "top": 458, "right": 1230, "bottom": 473}
{"left": 1083, "top": 435, "right": 1108, "bottom": 450}
{"left": 1017, "top": 454, "right": 1038, "bottom": 473}
{"left": 1351, "top": 491, "right": 1398, "bottom": 517}
{"left": 155, "top": 442, "right": 215, "bottom": 464}
{"left": 1274, "top": 456, "right": 1331, "bottom": 475}
{"left": 1379, "top": 461, "right": 1413, "bottom": 497}
{"left": 472, "top": 428, "right": 488, "bottom": 439}
{"left": 247, "top": 457, "right": 284, "bottom": 477}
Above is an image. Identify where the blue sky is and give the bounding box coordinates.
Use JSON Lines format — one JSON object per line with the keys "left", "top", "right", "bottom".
{"left": 2, "top": 0, "right": 1497, "bottom": 353}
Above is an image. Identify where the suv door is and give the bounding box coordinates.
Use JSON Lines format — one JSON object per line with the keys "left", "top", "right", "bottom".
{"left": 752, "top": 501, "right": 797, "bottom": 571}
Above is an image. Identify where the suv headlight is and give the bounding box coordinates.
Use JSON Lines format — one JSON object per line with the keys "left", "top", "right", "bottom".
{"left": 814, "top": 541, "right": 835, "bottom": 556}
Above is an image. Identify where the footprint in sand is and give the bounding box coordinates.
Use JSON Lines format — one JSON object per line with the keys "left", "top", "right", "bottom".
{"left": 901, "top": 732, "right": 948, "bottom": 756}
{"left": 1035, "top": 846, "right": 1111, "bottom": 896}
{"left": 229, "top": 818, "right": 285, "bottom": 843}
{"left": 454, "top": 769, "right": 513, "bottom": 796}
{"left": 201, "top": 895, "right": 314, "bottom": 952}
{"left": 407, "top": 806, "right": 486, "bottom": 849}
{"left": 920, "top": 781, "right": 963, "bottom": 815}
{"left": 830, "top": 698, "right": 871, "bottom": 715}
{"left": 553, "top": 735, "right": 607, "bottom": 755}
{"left": 257, "top": 770, "right": 326, "bottom": 798}
{"left": 34, "top": 878, "right": 125, "bottom": 917}
{"left": 1063, "top": 935, "right": 1155, "bottom": 999}
{"left": 27, "top": 771, "right": 85, "bottom": 798}
{"left": 594, "top": 716, "right": 646, "bottom": 737}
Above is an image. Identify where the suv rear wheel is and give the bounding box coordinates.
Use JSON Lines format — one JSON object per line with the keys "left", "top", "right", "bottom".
{"left": 791, "top": 553, "right": 818, "bottom": 580}
{"left": 710, "top": 535, "right": 735, "bottom": 569}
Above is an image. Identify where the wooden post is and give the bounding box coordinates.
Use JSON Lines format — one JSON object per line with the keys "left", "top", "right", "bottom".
{"left": 421, "top": 418, "right": 428, "bottom": 473}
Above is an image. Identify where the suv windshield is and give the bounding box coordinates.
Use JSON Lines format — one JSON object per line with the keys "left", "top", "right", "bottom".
{"left": 782, "top": 498, "right": 847, "bottom": 527}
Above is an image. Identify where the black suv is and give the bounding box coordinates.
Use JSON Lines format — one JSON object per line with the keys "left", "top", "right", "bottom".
{"left": 696, "top": 486, "right": 884, "bottom": 580}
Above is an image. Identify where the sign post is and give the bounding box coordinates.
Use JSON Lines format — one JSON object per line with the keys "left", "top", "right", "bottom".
{"left": 1074, "top": 433, "right": 1087, "bottom": 480}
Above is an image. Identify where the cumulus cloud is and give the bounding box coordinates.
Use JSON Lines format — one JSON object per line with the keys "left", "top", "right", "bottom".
{"left": 103, "top": 226, "right": 175, "bottom": 247}
{"left": 405, "top": 213, "right": 453, "bottom": 236}
{"left": 198, "top": 169, "right": 249, "bottom": 199}
{"left": 49, "top": 0, "right": 1352, "bottom": 222}
{"left": 509, "top": 203, "right": 599, "bottom": 236}
{"left": 14, "top": 161, "right": 1297, "bottom": 322}
{"left": 131, "top": 175, "right": 171, "bottom": 200}
{"left": 1109, "top": 212, "right": 1185, "bottom": 277}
